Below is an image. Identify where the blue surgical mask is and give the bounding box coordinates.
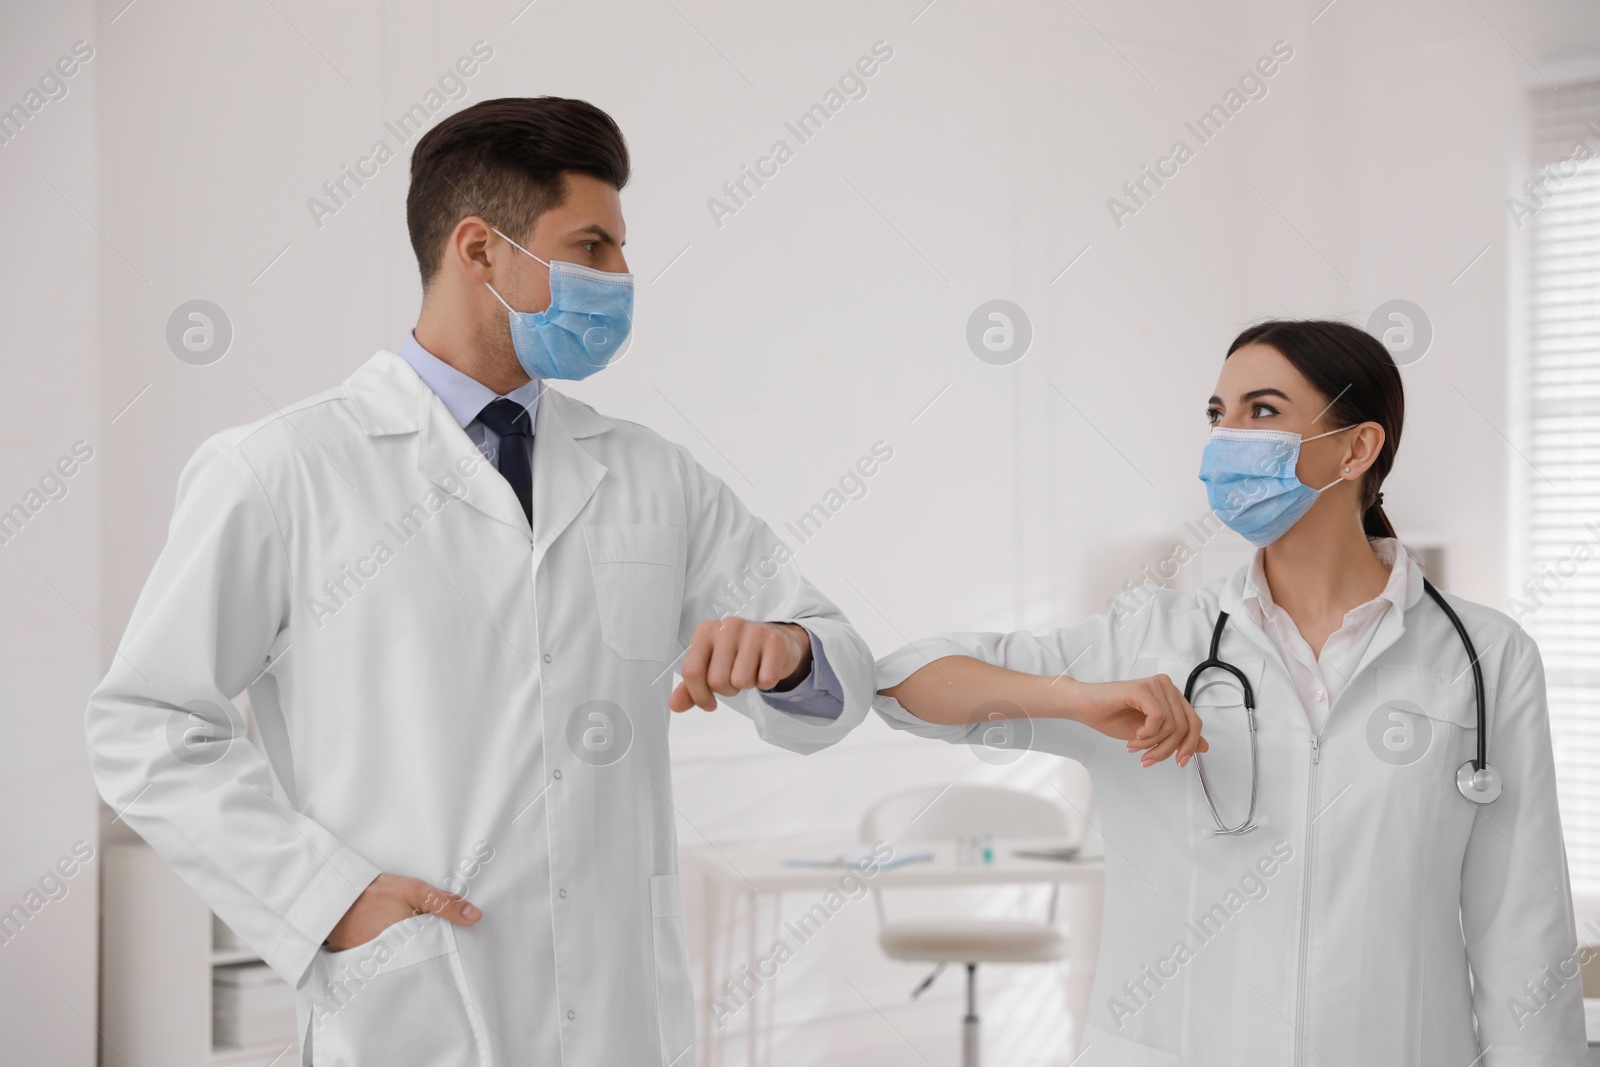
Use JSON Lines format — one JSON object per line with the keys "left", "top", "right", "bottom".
{"left": 1198, "top": 425, "right": 1355, "bottom": 547}
{"left": 484, "top": 226, "right": 633, "bottom": 381}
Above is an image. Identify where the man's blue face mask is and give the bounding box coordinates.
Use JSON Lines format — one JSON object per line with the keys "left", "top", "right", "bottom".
{"left": 484, "top": 226, "right": 633, "bottom": 382}
{"left": 1198, "top": 424, "right": 1355, "bottom": 547}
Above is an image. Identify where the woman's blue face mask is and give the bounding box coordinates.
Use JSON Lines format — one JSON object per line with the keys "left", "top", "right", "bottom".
{"left": 1198, "top": 424, "right": 1355, "bottom": 547}
{"left": 484, "top": 226, "right": 633, "bottom": 382}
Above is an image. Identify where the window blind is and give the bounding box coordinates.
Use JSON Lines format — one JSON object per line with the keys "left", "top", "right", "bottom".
{"left": 1523, "top": 79, "right": 1600, "bottom": 892}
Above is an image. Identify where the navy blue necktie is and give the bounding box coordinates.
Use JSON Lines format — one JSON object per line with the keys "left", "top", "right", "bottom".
{"left": 477, "top": 398, "right": 533, "bottom": 524}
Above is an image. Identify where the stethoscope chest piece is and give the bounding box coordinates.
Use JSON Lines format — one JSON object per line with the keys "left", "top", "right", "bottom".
{"left": 1456, "top": 761, "right": 1502, "bottom": 804}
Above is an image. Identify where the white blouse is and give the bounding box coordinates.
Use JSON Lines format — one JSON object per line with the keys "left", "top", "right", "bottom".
{"left": 1239, "top": 535, "right": 1415, "bottom": 734}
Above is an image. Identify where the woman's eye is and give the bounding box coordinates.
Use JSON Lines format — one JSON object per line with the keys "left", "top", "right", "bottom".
{"left": 582, "top": 241, "right": 597, "bottom": 253}
{"left": 1204, "top": 408, "right": 1221, "bottom": 425}
{"left": 1251, "top": 403, "right": 1280, "bottom": 419}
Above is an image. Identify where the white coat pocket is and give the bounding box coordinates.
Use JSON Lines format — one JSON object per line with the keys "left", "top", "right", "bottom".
{"left": 585, "top": 524, "right": 681, "bottom": 662}
{"left": 1369, "top": 666, "right": 1480, "bottom": 774}
{"left": 309, "top": 914, "right": 490, "bottom": 1067}
{"left": 650, "top": 873, "right": 696, "bottom": 1065}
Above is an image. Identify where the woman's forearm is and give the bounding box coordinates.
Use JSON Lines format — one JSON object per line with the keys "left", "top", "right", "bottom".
{"left": 881, "top": 654, "right": 1207, "bottom": 766}
{"left": 880, "top": 656, "right": 1072, "bottom": 725}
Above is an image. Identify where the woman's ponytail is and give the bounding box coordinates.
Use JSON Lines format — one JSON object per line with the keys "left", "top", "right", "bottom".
{"left": 1361, "top": 490, "right": 1395, "bottom": 539}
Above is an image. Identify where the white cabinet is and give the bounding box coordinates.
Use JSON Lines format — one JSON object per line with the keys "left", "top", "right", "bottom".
{"left": 101, "top": 840, "right": 299, "bottom": 1067}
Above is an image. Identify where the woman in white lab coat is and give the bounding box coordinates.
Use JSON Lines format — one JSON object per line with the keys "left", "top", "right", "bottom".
{"left": 877, "top": 320, "right": 1587, "bottom": 1066}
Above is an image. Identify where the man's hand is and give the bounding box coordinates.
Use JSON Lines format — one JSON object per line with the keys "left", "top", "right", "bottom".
{"left": 326, "top": 872, "right": 482, "bottom": 952}
{"left": 1059, "top": 676, "right": 1209, "bottom": 768}
{"left": 669, "top": 618, "right": 812, "bottom": 712}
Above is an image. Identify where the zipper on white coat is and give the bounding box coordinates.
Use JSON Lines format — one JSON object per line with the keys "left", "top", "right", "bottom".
{"left": 1293, "top": 734, "right": 1320, "bottom": 1067}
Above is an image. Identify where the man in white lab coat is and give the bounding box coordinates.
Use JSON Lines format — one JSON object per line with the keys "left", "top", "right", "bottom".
{"left": 85, "top": 97, "right": 874, "bottom": 1066}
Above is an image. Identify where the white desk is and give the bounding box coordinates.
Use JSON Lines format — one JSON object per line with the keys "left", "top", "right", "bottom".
{"left": 684, "top": 838, "right": 1105, "bottom": 1067}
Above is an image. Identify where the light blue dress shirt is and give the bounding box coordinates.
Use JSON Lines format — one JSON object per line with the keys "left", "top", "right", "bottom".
{"left": 399, "top": 330, "right": 542, "bottom": 472}
{"left": 397, "top": 332, "right": 842, "bottom": 719}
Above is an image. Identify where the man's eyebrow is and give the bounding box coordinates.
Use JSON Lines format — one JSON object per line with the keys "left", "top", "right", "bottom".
{"left": 569, "top": 224, "right": 620, "bottom": 246}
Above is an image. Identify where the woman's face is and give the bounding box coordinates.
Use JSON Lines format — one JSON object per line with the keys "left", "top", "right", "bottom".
{"left": 1207, "top": 342, "right": 1376, "bottom": 496}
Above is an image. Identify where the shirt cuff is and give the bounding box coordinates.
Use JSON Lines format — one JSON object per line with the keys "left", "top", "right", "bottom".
{"left": 758, "top": 626, "right": 845, "bottom": 720}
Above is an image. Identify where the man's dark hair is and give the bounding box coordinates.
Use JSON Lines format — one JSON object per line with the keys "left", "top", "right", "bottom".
{"left": 407, "top": 96, "right": 630, "bottom": 289}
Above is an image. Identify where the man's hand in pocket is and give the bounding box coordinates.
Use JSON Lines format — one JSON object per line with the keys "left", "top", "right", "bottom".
{"left": 326, "top": 872, "right": 482, "bottom": 952}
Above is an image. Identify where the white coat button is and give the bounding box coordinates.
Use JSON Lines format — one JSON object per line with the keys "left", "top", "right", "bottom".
{"left": 558, "top": 888, "right": 567, "bottom": 899}
{"left": 553, "top": 769, "right": 562, "bottom": 780}
{"left": 1314, "top": 689, "right": 1327, "bottom": 702}
{"left": 566, "top": 1009, "right": 576, "bottom": 1020}
{"left": 543, "top": 653, "right": 552, "bottom": 663}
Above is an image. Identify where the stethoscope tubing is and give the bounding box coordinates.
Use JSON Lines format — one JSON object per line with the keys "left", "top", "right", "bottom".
{"left": 1419, "top": 578, "right": 1488, "bottom": 773}
{"left": 1184, "top": 577, "right": 1492, "bottom": 834}
{"left": 1186, "top": 610, "right": 1260, "bottom": 835}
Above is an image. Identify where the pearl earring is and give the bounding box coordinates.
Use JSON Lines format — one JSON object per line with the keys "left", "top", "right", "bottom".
{"left": 1343, "top": 466, "right": 1351, "bottom": 473}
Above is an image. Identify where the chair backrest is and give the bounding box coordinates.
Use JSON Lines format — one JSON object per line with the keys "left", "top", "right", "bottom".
{"left": 858, "top": 783, "right": 1070, "bottom": 844}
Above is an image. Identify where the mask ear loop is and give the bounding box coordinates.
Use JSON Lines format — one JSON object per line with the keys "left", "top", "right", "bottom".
{"left": 483, "top": 222, "right": 553, "bottom": 313}
{"left": 484, "top": 226, "right": 552, "bottom": 315}
{"left": 484, "top": 281, "right": 516, "bottom": 314}
{"left": 1305, "top": 424, "right": 1360, "bottom": 493}
{"left": 490, "top": 226, "right": 552, "bottom": 271}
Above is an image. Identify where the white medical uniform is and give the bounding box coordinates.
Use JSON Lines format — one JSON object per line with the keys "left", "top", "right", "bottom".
{"left": 85, "top": 349, "right": 874, "bottom": 1066}
{"left": 875, "top": 544, "right": 1586, "bottom": 1066}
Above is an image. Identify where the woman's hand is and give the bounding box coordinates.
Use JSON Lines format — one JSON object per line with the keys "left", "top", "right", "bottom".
{"left": 1058, "top": 676, "right": 1208, "bottom": 767}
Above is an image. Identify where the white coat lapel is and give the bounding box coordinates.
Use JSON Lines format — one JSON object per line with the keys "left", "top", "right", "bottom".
{"left": 348, "top": 351, "right": 607, "bottom": 543}
{"left": 415, "top": 388, "right": 534, "bottom": 538}
{"left": 346, "top": 349, "right": 534, "bottom": 538}
{"left": 528, "top": 388, "right": 608, "bottom": 553}
{"left": 1337, "top": 550, "right": 1427, "bottom": 691}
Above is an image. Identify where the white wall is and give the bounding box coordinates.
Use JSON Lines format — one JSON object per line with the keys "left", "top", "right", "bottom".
{"left": 4, "top": 0, "right": 1597, "bottom": 1061}
{"left": 0, "top": 2, "right": 101, "bottom": 1061}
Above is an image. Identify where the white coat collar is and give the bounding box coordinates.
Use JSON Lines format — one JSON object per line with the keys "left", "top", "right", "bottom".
{"left": 1213, "top": 537, "right": 1431, "bottom": 702}
{"left": 345, "top": 350, "right": 613, "bottom": 440}
{"left": 345, "top": 350, "right": 612, "bottom": 544}
{"left": 1237, "top": 536, "right": 1422, "bottom": 627}
{"left": 1216, "top": 536, "right": 1427, "bottom": 618}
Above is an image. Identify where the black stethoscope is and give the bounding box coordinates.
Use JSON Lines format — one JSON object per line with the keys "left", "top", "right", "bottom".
{"left": 1185, "top": 577, "right": 1500, "bottom": 835}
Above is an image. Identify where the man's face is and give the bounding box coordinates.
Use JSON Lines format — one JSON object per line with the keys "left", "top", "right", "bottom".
{"left": 497, "top": 171, "right": 628, "bottom": 315}
{"left": 473, "top": 171, "right": 628, "bottom": 380}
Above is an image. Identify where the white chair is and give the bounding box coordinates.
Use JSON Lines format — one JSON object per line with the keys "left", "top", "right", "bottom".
{"left": 860, "top": 784, "right": 1072, "bottom": 1067}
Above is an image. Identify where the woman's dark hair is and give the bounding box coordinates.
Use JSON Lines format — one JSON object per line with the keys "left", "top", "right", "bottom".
{"left": 407, "top": 96, "right": 631, "bottom": 289}
{"left": 1226, "top": 319, "right": 1404, "bottom": 539}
